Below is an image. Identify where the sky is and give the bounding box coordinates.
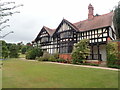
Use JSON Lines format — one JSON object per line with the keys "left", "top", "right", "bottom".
{"left": 1, "top": 0, "right": 120, "bottom": 44}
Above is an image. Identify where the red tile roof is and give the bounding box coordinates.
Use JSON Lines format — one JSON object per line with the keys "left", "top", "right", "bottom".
{"left": 35, "top": 11, "right": 114, "bottom": 40}
{"left": 43, "top": 26, "right": 55, "bottom": 36}
{"left": 73, "top": 12, "right": 113, "bottom": 31}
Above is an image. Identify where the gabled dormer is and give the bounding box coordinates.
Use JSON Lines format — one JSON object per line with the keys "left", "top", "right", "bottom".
{"left": 54, "top": 19, "right": 78, "bottom": 35}
{"left": 35, "top": 26, "right": 51, "bottom": 42}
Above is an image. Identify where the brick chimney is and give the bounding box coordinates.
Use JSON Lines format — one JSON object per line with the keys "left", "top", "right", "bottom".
{"left": 88, "top": 4, "right": 94, "bottom": 20}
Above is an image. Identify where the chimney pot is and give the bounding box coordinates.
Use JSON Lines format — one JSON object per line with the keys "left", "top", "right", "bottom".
{"left": 88, "top": 4, "right": 94, "bottom": 20}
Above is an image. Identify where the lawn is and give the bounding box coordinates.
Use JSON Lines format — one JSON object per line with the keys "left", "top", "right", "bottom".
{"left": 2, "top": 58, "right": 118, "bottom": 88}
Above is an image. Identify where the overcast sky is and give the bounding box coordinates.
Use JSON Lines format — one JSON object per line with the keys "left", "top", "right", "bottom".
{"left": 1, "top": 0, "right": 120, "bottom": 44}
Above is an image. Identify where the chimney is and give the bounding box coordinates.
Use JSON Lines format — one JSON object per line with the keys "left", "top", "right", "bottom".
{"left": 88, "top": 4, "right": 94, "bottom": 20}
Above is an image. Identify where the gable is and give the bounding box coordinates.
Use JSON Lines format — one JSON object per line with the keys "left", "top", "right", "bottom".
{"left": 35, "top": 27, "right": 50, "bottom": 42}
{"left": 39, "top": 28, "right": 49, "bottom": 38}
{"left": 58, "top": 22, "right": 72, "bottom": 32}
{"left": 53, "top": 19, "right": 78, "bottom": 35}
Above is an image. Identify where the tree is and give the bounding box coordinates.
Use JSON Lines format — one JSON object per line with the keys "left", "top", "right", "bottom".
{"left": 21, "top": 46, "right": 27, "bottom": 54}
{"left": 106, "top": 41, "right": 120, "bottom": 68}
{"left": 26, "top": 47, "right": 43, "bottom": 60}
{"left": 72, "top": 39, "right": 90, "bottom": 64}
{"left": 113, "top": 2, "right": 120, "bottom": 39}
{"left": 1, "top": 40, "right": 9, "bottom": 58}
{"left": 9, "top": 44, "right": 19, "bottom": 58}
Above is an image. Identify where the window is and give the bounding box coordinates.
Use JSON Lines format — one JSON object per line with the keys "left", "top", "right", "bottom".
{"left": 41, "top": 37, "right": 48, "bottom": 42}
{"left": 60, "top": 31, "right": 73, "bottom": 38}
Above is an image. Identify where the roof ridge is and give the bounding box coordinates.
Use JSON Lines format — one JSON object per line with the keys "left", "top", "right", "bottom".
{"left": 73, "top": 11, "right": 113, "bottom": 25}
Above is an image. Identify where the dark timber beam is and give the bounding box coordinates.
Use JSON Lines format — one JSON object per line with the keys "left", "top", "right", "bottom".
{"left": 97, "top": 44, "right": 100, "bottom": 60}
{"left": 91, "top": 45, "right": 94, "bottom": 60}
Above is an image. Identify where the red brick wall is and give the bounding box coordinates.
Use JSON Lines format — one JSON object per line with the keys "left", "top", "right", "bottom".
{"left": 59, "top": 54, "right": 72, "bottom": 63}
{"left": 59, "top": 54, "right": 72, "bottom": 60}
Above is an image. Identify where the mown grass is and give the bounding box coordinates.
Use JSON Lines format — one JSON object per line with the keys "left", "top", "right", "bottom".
{"left": 2, "top": 58, "right": 118, "bottom": 88}
{"left": 19, "top": 54, "right": 26, "bottom": 58}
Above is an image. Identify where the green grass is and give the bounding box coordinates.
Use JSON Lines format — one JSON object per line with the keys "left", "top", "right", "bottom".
{"left": 2, "top": 58, "right": 118, "bottom": 88}
{"left": 19, "top": 54, "right": 26, "bottom": 58}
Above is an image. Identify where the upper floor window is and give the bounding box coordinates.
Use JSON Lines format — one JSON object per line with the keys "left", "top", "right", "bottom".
{"left": 60, "top": 31, "right": 73, "bottom": 38}
{"left": 41, "top": 37, "right": 48, "bottom": 42}
{"left": 58, "top": 23, "right": 71, "bottom": 32}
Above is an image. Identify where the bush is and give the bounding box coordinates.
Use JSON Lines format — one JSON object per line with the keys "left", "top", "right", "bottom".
{"left": 38, "top": 51, "right": 51, "bottom": 61}
{"left": 49, "top": 55, "right": 57, "bottom": 62}
{"left": 53, "top": 52, "right": 59, "bottom": 59}
{"left": 106, "top": 41, "right": 119, "bottom": 68}
{"left": 107, "top": 64, "right": 120, "bottom": 69}
{"left": 38, "top": 57, "right": 49, "bottom": 61}
{"left": 26, "top": 49, "right": 36, "bottom": 59}
{"left": 72, "top": 39, "right": 90, "bottom": 64}
{"left": 21, "top": 46, "right": 27, "bottom": 54}
{"left": 26, "top": 47, "right": 43, "bottom": 60}
{"left": 9, "top": 44, "right": 19, "bottom": 58}
{"left": 2, "top": 46, "right": 9, "bottom": 58}
{"left": 57, "top": 58, "right": 66, "bottom": 63}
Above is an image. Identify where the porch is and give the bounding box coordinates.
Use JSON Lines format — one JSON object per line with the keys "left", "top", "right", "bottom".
{"left": 87, "top": 54, "right": 102, "bottom": 61}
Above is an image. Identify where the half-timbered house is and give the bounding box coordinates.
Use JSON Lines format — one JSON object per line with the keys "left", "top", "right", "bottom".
{"left": 33, "top": 4, "right": 116, "bottom": 61}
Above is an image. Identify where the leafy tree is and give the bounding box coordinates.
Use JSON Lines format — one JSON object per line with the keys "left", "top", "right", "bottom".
{"left": 1, "top": 40, "right": 9, "bottom": 58}
{"left": 17, "top": 42, "right": 23, "bottom": 52}
{"left": 9, "top": 44, "right": 19, "bottom": 58}
{"left": 113, "top": 2, "right": 120, "bottom": 39}
{"left": 21, "top": 46, "right": 27, "bottom": 54}
{"left": 26, "top": 47, "right": 43, "bottom": 60}
{"left": 72, "top": 39, "right": 90, "bottom": 64}
{"left": 106, "top": 41, "right": 119, "bottom": 65}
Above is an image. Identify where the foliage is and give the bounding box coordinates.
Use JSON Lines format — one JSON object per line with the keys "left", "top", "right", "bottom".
{"left": 72, "top": 39, "right": 90, "bottom": 64}
{"left": 9, "top": 44, "right": 19, "bottom": 58}
{"left": 106, "top": 41, "right": 119, "bottom": 68}
{"left": 38, "top": 51, "right": 51, "bottom": 61}
{"left": 26, "top": 47, "right": 43, "bottom": 60}
{"left": 77, "top": 62, "right": 99, "bottom": 66}
{"left": 57, "top": 58, "right": 66, "bottom": 63}
{"left": 53, "top": 52, "right": 59, "bottom": 59}
{"left": 113, "top": 3, "right": 120, "bottom": 39}
{"left": 49, "top": 55, "right": 56, "bottom": 62}
{"left": 1, "top": 40, "right": 9, "bottom": 58}
{"left": 21, "top": 46, "right": 27, "bottom": 54}
{"left": 26, "top": 49, "right": 36, "bottom": 60}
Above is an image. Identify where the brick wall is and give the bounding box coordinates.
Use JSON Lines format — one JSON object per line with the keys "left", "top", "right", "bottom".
{"left": 59, "top": 54, "right": 72, "bottom": 63}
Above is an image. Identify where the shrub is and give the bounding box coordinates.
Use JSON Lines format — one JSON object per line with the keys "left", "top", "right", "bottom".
{"left": 106, "top": 41, "right": 119, "bottom": 68}
{"left": 38, "top": 57, "right": 49, "bottom": 61}
{"left": 26, "top": 47, "right": 43, "bottom": 60}
{"left": 26, "top": 49, "right": 36, "bottom": 59}
{"left": 107, "top": 64, "right": 120, "bottom": 69}
{"left": 21, "top": 46, "right": 27, "bottom": 54}
{"left": 38, "top": 51, "right": 51, "bottom": 61}
{"left": 49, "top": 55, "right": 57, "bottom": 62}
{"left": 9, "top": 44, "right": 19, "bottom": 58}
{"left": 57, "top": 58, "right": 66, "bottom": 63}
{"left": 2, "top": 45, "right": 9, "bottom": 59}
{"left": 72, "top": 39, "right": 90, "bottom": 64}
{"left": 53, "top": 52, "right": 59, "bottom": 59}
